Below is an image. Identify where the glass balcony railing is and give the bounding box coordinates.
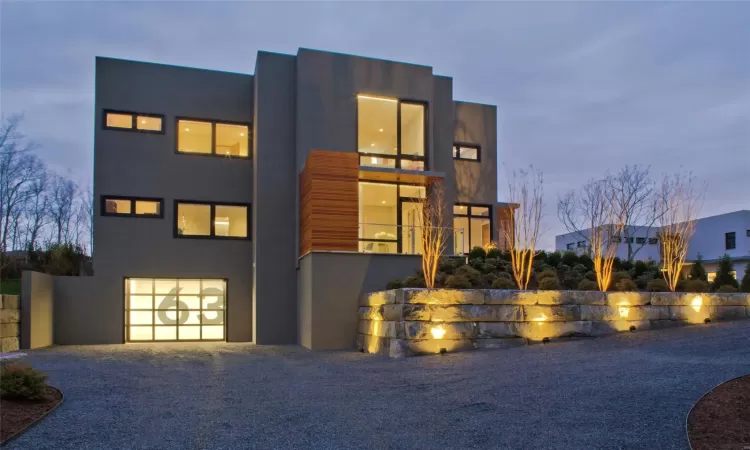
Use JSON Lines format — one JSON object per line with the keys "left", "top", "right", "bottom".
{"left": 358, "top": 222, "right": 465, "bottom": 256}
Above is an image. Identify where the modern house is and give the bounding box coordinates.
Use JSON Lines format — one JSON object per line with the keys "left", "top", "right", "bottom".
{"left": 32, "top": 48, "right": 510, "bottom": 350}
{"left": 554, "top": 210, "right": 750, "bottom": 281}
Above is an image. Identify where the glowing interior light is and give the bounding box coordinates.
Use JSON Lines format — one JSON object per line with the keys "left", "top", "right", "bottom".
{"left": 370, "top": 143, "right": 375, "bottom": 147}
{"left": 379, "top": 128, "right": 383, "bottom": 132}
{"left": 141, "top": 120, "right": 146, "bottom": 124}
{"left": 185, "top": 128, "right": 190, "bottom": 131}
{"left": 357, "top": 94, "right": 397, "bottom": 102}
{"left": 371, "top": 157, "right": 378, "bottom": 164}
{"left": 431, "top": 325, "right": 446, "bottom": 339}
{"left": 691, "top": 295, "right": 703, "bottom": 313}
{"left": 214, "top": 220, "right": 230, "bottom": 225}
{"left": 240, "top": 133, "right": 245, "bottom": 136}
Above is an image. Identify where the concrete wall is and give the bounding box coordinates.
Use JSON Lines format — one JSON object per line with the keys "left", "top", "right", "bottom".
{"left": 358, "top": 289, "right": 750, "bottom": 357}
{"left": 0, "top": 295, "right": 20, "bottom": 352}
{"left": 20, "top": 271, "right": 54, "bottom": 349}
{"left": 297, "top": 252, "right": 421, "bottom": 350}
{"left": 453, "top": 101, "right": 497, "bottom": 206}
{"left": 253, "top": 52, "right": 298, "bottom": 344}
{"left": 688, "top": 210, "right": 750, "bottom": 260}
{"left": 94, "top": 58, "right": 254, "bottom": 343}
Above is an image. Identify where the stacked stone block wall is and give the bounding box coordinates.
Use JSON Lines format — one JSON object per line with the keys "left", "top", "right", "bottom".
{"left": 0, "top": 295, "right": 20, "bottom": 352}
{"left": 357, "top": 289, "right": 750, "bottom": 358}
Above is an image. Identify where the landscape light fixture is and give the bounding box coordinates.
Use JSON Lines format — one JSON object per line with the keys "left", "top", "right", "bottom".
{"left": 439, "top": 348, "right": 447, "bottom": 355}
{"left": 704, "top": 318, "right": 711, "bottom": 324}
{"left": 629, "top": 325, "right": 637, "bottom": 332}
{"left": 542, "top": 337, "right": 550, "bottom": 344}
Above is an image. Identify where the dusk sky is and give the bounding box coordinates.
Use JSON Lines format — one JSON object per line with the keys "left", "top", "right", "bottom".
{"left": 2, "top": 1, "right": 748, "bottom": 249}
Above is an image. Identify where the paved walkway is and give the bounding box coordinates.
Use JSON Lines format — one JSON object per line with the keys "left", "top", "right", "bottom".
{"left": 8, "top": 321, "right": 750, "bottom": 449}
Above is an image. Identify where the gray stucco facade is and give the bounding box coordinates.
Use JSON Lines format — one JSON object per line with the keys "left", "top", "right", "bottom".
{"left": 42, "top": 47, "right": 501, "bottom": 348}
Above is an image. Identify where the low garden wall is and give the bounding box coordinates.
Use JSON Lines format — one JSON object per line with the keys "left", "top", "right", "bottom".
{"left": 1, "top": 295, "right": 21, "bottom": 352}
{"left": 357, "top": 289, "right": 750, "bottom": 358}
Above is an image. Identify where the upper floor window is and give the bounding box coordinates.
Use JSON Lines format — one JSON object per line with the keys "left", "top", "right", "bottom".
{"left": 357, "top": 95, "right": 426, "bottom": 170}
{"left": 624, "top": 237, "right": 634, "bottom": 244}
{"left": 177, "top": 119, "right": 250, "bottom": 158}
{"left": 566, "top": 243, "right": 574, "bottom": 250}
{"left": 453, "top": 143, "right": 480, "bottom": 161}
{"left": 102, "top": 196, "right": 163, "bottom": 218}
{"left": 175, "top": 201, "right": 249, "bottom": 239}
{"left": 636, "top": 237, "right": 646, "bottom": 244}
{"left": 746, "top": 230, "right": 750, "bottom": 237}
{"left": 104, "top": 110, "right": 164, "bottom": 133}
{"left": 453, "top": 204, "right": 491, "bottom": 254}
{"left": 577, "top": 241, "right": 586, "bottom": 248}
{"left": 725, "top": 231, "right": 736, "bottom": 250}
{"left": 648, "top": 237, "right": 659, "bottom": 245}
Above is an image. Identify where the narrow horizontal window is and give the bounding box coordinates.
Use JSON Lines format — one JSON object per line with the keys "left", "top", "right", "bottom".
{"left": 104, "top": 110, "right": 164, "bottom": 133}
{"left": 175, "top": 201, "right": 250, "bottom": 239}
{"left": 648, "top": 238, "right": 659, "bottom": 245}
{"left": 102, "top": 196, "right": 163, "bottom": 218}
{"left": 453, "top": 143, "right": 480, "bottom": 161}
{"left": 636, "top": 237, "right": 646, "bottom": 244}
{"left": 177, "top": 119, "right": 250, "bottom": 158}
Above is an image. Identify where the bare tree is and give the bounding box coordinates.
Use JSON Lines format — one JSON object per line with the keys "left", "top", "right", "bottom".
{"left": 79, "top": 185, "right": 94, "bottom": 254}
{"left": 658, "top": 171, "right": 704, "bottom": 292}
{"left": 558, "top": 179, "right": 624, "bottom": 291}
{"left": 419, "top": 181, "right": 448, "bottom": 289}
{"left": 49, "top": 175, "right": 77, "bottom": 244}
{"left": 606, "top": 165, "right": 659, "bottom": 262}
{"left": 0, "top": 151, "right": 43, "bottom": 254}
{"left": 24, "top": 169, "right": 51, "bottom": 252}
{"left": 499, "top": 167, "right": 543, "bottom": 290}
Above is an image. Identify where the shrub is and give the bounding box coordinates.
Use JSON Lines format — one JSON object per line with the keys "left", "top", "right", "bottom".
{"left": 619, "top": 260, "right": 633, "bottom": 272}
{"left": 676, "top": 279, "right": 687, "bottom": 292}
{"left": 538, "top": 277, "right": 560, "bottom": 290}
{"left": 470, "top": 258, "right": 485, "bottom": 271}
{"left": 561, "top": 271, "right": 584, "bottom": 290}
{"left": 741, "top": 263, "right": 750, "bottom": 293}
{"left": 455, "top": 265, "right": 482, "bottom": 287}
{"left": 546, "top": 252, "right": 562, "bottom": 268}
{"left": 712, "top": 254, "right": 739, "bottom": 291}
{"left": 571, "top": 264, "right": 587, "bottom": 274}
{"left": 646, "top": 278, "right": 669, "bottom": 292}
{"left": 468, "top": 246, "right": 487, "bottom": 261}
{"left": 481, "top": 263, "right": 497, "bottom": 274}
{"left": 438, "top": 258, "right": 459, "bottom": 275}
{"left": 578, "top": 279, "right": 598, "bottom": 291}
{"left": 612, "top": 271, "right": 631, "bottom": 285}
{"left": 386, "top": 279, "right": 404, "bottom": 289}
{"left": 486, "top": 247, "right": 502, "bottom": 259}
{"left": 561, "top": 251, "right": 579, "bottom": 267}
{"left": 683, "top": 279, "right": 709, "bottom": 293}
{"left": 717, "top": 285, "right": 738, "bottom": 293}
{"left": 445, "top": 274, "right": 472, "bottom": 289}
{"left": 482, "top": 273, "right": 498, "bottom": 288}
{"left": 534, "top": 250, "right": 548, "bottom": 263}
{"left": 403, "top": 274, "right": 426, "bottom": 288}
{"left": 536, "top": 269, "right": 558, "bottom": 282}
{"left": 0, "top": 364, "right": 48, "bottom": 400}
{"left": 578, "top": 254, "right": 594, "bottom": 271}
{"left": 635, "top": 274, "right": 653, "bottom": 290}
{"left": 585, "top": 270, "right": 597, "bottom": 281}
{"left": 491, "top": 277, "right": 517, "bottom": 289}
{"left": 633, "top": 260, "right": 649, "bottom": 278}
{"left": 689, "top": 254, "right": 708, "bottom": 281}
{"left": 615, "top": 278, "right": 637, "bottom": 292}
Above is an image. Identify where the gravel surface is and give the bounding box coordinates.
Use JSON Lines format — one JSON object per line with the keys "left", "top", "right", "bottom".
{"left": 8, "top": 321, "right": 750, "bottom": 449}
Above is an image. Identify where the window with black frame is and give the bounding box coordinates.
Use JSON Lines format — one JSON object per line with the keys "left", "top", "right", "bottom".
{"left": 358, "top": 182, "right": 426, "bottom": 254}
{"left": 453, "top": 204, "right": 491, "bottom": 254}
{"left": 357, "top": 94, "right": 426, "bottom": 171}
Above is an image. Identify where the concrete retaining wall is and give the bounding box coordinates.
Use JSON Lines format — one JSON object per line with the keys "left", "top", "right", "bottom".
{"left": 357, "top": 289, "right": 750, "bottom": 357}
{"left": 0, "top": 295, "right": 20, "bottom": 352}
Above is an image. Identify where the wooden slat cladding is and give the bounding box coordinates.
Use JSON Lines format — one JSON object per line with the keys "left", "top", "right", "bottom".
{"left": 496, "top": 205, "right": 515, "bottom": 251}
{"left": 299, "top": 150, "right": 359, "bottom": 256}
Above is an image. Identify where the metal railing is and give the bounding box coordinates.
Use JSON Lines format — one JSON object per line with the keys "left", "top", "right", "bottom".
{"left": 358, "top": 222, "right": 465, "bottom": 256}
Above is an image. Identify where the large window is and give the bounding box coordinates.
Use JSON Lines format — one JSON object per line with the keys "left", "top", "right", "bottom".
{"left": 357, "top": 95, "right": 426, "bottom": 170}
{"left": 101, "top": 196, "right": 163, "bottom": 218}
{"left": 358, "top": 182, "right": 426, "bottom": 254}
{"left": 453, "top": 204, "right": 491, "bottom": 254}
{"left": 175, "top": 201, "right": 249, "bottom": 239}
{"left": 104, "top": 110, "right": 164, "bottom": 133}
{"left": 725, "top": 232, "right": 736, "bottom": 250}
{"left": 453, "top": 143, "right": 480, "bottom": 161}
{"left": 125, "top": 278, "right": 225, "bottom": 341}
{"left": 177, "top": 119, "right": 250, "bottom": 157}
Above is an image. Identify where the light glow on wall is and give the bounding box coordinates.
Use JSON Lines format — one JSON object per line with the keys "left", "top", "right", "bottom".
{"left": 691, "top": 295, "right": 703, "bottom": 313}
{"left": 532, "top": 313, "right": 548, "bottom": 322}
{"left": 431, "top": 325, "right": 446, "bottom": 339}
{"left": 618, "top": 302, "right": 631, "bottom": 319}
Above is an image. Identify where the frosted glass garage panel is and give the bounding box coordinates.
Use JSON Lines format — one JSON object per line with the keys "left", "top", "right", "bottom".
{"left": 125, "top": 278, "right": 226, "bottom": 342}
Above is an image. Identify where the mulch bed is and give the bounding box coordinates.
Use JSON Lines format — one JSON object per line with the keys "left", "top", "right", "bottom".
{"left": 0, "top": 386, "right": 63, "bottom": 444}
{"left": 687, "top": 375, "right": 750, "bottom": 450}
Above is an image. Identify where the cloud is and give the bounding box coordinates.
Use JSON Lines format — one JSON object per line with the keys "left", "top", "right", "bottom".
{"left": 1, "top": 2, "right": 747, "bottom": 250}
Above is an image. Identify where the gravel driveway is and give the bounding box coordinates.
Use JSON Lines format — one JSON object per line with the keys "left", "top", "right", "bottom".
{"left": 8, "top": 321, "right": 750, "bottom": 449}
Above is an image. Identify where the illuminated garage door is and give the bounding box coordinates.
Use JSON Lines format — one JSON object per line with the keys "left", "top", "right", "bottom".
{"left": 125, "top": 278, "right": 226, "bottom": 342}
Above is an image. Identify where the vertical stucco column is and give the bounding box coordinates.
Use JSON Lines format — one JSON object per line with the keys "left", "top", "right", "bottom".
{"left": 20, "top": 271, "right": 54, "bottom": 349}
{"left": 252, "top": 52, "right": 298, "bottom": 344}
{"left": 432, "top": 76, "right": 457, "bottom": 250}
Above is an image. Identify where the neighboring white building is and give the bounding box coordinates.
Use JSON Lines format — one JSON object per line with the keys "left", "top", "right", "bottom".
{"left": 555, "top": 210, "right": 750, "bottom": 282}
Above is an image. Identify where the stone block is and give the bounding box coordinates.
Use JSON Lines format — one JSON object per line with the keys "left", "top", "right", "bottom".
{"left": 581, "top": 305, "right": 669, "bottom": 321}
{"left": 709, "top": 306, "right": 748, "bottom": 321}
{"left": 0, "top": 322, "right": 19, "bottom": 338}
{"left": 360, "top": 290, "right": 397, "bottom": 306}
{"left": 516, "top": 321, "right": 592, "bottom": 341}
{"left": 711, "top": 293, "right": 750, "bottom": 306}
{"left": 430, "top": 305, "right": 523, "bottom": 322}
{"left": 668, "top": 306, "right": 711, "bottom": 323}
{"left": 358, "top": 320, "right": 404, "bottom": 338}
{"left": 389, "top": 338, "right": 475, "bottom": 358}
{"left": 0, "top": 309, "right": 20, "bottom": 324}
{"left": 402, "top": 289, "right": 484, "bottom": 305}
{"left": 1, "top": 336, "right": 19, "bottom": 353}
{"left": 523, "top": 305, "right": 580, "bottom": 322}
{"left": 476, "top": 322, "right": 519, "bottom": 338}
{"left": 358, "top": 306, "right": 384, "bottom": 321}
{"left": 357, "top": 334, "right": 391, "bottom": 356}
{"left": 403, "top": 321, "right": 476, "bottom": 340}
{"left": 474, "top": 338, "right": 528, "bottom": 350}
{"left": 649, "top": 292, "right": 681, "bottom": 306}
{"left": 485, "top": 290, "right": 538, "bottom": 305}
{"left": 607, "top": 292, "right": 651, "bottom": 306}
{"left": 531, "top": 291, "right": 565, "bottom": 305}
{"left": 0, "top": 295, "right": 20, "bottom": 309}
{"left": 561, "top": 291, "right": 607, "bottom": 305}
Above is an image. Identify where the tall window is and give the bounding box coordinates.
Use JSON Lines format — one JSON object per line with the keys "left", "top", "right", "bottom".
{"left": 175, "top": 201, "right": 249, "bottom": 239}
{"left": 358, "top": 182, "right": 426, "bottom": 254}
{"left": 357, "top": 95, "right": 426, "bottom": 171}
{"left": 725, "top": 231, "right": 736, "bottom": 250}
{"left": 177, "top": 119, "right": 250, "bottom": 157}
{"left": 453, "top": 204, "right": 491, "bottom": 254}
